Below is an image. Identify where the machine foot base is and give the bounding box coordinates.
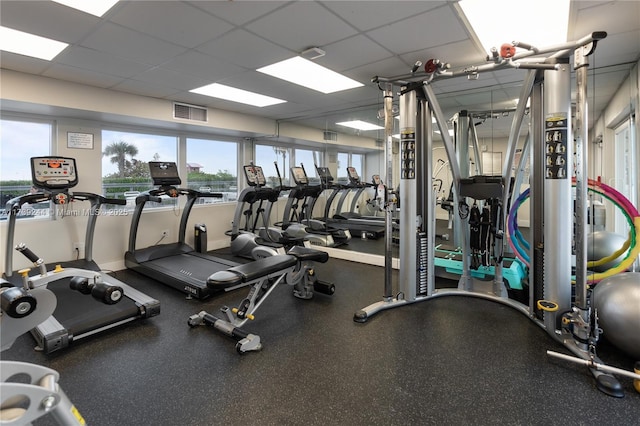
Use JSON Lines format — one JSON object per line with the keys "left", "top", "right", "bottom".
{"left": 595, "top": 373, "right": 624, "bottom": 398}
{"left": 353, "top": 310, "right": 369, "bottom": 323}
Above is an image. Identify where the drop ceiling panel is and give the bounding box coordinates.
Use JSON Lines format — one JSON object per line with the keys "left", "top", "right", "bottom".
{"left": 0, "top": 0, "right": 101, "bottom": 43}
{"left": 245, "top": 1, "right": 358, "bottom": 52}
{"left": 130, "top": 67, "right": 210, "bottom": 93}
{"left": 109, "top": 1, "right": 235, "bottom": 48}
{"left": 42, "top": 64, "right": 124, "bottom": 89}
{"left": 572, "top": 0, "right": 640, "bottom": 36}
{"left": 196, "top": 29, "right": 293, "bottom": 69}
{"left": 399, "top": 39, "right": 486, "bottom": 73}
{"left": 316, "top": 35, "right": 394, "bottom": 72}
{"left": 330, "top": 86, "right": 383, "bottom": 105}
{"left": 0, "top": 52, "right": 52, "bottom": 75}
{"left": 494, "top": 69, "right": 531, "bottom": 86}
{"left": 589, "top": 31, "right": 640, "bottom": 67}
{"left": 158, "top": 51, "right": 247, "bottom": 82}
{"left": 111, "top": 78, "right": 181, "bottom": 99}
{"left": 80, "top": 22, "right": 188, "bottom": 65}
{"left": 321, "top": 0, "right": 447, "bottom": 32}
{"left": 188, "top": 1, "right": 289, "bottom": 26}
{"left": 431, "top": 74, "right": 501, "bottom": 95}
{"left": 348, "top": 56, "right": 412, "bottom": 83}
{"left": 54, "top": 46, "right": 150, "bottom": 78}
{"left": 366, "top": 6, "right": 467, "bottom": 55}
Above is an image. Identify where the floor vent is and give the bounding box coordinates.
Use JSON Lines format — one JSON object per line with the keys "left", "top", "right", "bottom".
{"left": 173, "top": 102, "right": 207, "bottom": 122}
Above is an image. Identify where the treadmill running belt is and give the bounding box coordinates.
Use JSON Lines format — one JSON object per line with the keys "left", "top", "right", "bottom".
{"left": 144, "top": 253, "right": 238, "bottom": 285}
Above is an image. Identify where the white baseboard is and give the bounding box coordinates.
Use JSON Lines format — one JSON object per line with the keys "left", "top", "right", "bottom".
{"left": 318, "top": 246, "right": 399, "bottom": 269}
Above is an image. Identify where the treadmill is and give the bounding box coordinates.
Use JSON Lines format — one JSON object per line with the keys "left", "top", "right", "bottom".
{"left": 316, "top": 166, "right": 385, "bottom": 240}
{"left": 3, "top": 156, "right": 160, "bottom": 354}
{"left": 333, "top": 167, "right": 386, "bottom": 224}
{"left": 125, "top": 162, "right": 240, "bottom": 299}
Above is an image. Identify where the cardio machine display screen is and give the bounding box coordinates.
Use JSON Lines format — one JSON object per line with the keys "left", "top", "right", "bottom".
{"left": 316, "top": 167, "right": 333, "bottom": 180}
{"left": 346, "top": 166, "right": 360, "bottom": 183}
{"left": 30, "top": 156, "right": 78, "bottom": 189}
{"left": 244, "top": 165, "right": 266, "bottom": 187}
{"left": 290, "top": 167, "right": 308, "bottom": 185}
{"left": 149, "top": 162, "right": 181, "bottom": 186}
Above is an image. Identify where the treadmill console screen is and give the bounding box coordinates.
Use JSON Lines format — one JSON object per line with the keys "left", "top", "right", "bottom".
{"left": 346, "top": 166, "right": 360, "bottom": 184}
{"left": 149, "top": 162, "right": 181, "bottom": 186}
{"left": 290, "top": 166, "right": 308, "bottom": 185}
{"left": 31, "top": 156, "right": 78, "bottom": 189}
{"left": 315, "top": 166, "right": 333, "bottom": 182}
{"left": 244, "top": 165, "right": 266, "bottom": 187}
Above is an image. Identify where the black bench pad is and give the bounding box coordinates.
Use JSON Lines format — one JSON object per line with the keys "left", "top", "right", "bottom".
{"left": 207, "top": 255, "right": 297, "bottom": 289}
{"left": 287, "top": 245, "right": 329, "bottom": 263}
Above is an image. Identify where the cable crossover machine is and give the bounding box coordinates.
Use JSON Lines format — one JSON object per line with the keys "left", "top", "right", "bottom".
{"left": 354, "top": 31, "right": 640, "bottom": 397}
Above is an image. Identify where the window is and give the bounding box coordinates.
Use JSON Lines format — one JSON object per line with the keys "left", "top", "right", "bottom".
{"left": 255, "top": 144, "right": 289, "bottom": 188}
{"left": 186, "top": 137, "right": 238, "bottom": 203}
{"left": 614, "top": 119, "right": 637, "bottom": 235}
{"left": 0, "top": 118, "right": 52, "bottom": 220}
{"left": 337, "top": 152, "right": 349, "bottom": 183}
{"left": 336, "top": 152, "right": 364, "bottom": 184}
{"left": 101, "top": 130, "right": 177, "bottom": 208}
{"left": 482, "top": 151, "right": 502, "bottom": 175}
{"left": 351, "top": 154, "right": 363, "bottom": 179}
{"left": 294, "top": 148, "right": 323, "bottom": 184}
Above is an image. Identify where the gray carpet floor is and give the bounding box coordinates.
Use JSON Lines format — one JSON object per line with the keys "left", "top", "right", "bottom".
{"left": 2, "top": 254, "right": 638, "bottom": 425}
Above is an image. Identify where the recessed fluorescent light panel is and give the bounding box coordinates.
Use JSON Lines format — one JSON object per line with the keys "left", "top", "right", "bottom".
{"left": 458, "top": 0, "right": 570, "bottom": 54}
{"left": 190, "top": 83, "right": 286, "bottom": 107}
{"left": 257, "top": 57, "right": 363, "bottom": 94}
{"left": 0, "top": 26, "right": 68, "bottom": 60}
{"left": 337, "top": 120, "right": 383, "bottom": 131}
{"left": 52, "top": 0, "right": 120, "bottom": 17}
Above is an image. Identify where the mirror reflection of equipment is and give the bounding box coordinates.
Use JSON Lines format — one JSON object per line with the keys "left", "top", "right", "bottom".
{"left": 354, "top": 32, "right": 640, "bottom": 397}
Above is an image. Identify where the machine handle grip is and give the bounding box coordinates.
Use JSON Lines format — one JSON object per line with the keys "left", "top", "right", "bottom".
{"left": 15, "top": 243, "right": 41, "bottom": 264}
{"left": 196, "top": 191, "right": 223, "bottom": 199}
{"left": 71, "top": 191, "right": 127, "bottom": 206}
{"left": 100, "top": 196, "right": 126, "bottom": 206}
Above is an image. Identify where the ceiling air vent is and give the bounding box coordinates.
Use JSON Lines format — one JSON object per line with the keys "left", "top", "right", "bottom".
{"left": 323, "top": 130, "right": 337, "bottom": 142}
{"left": 173, "top": 102, "right": 207, "bottom": 122}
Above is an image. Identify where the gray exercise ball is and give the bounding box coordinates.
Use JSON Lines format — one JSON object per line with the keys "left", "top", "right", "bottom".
{"left": 587, "top": 231, "right": 627, "bottom": 273}
{"left": 592, "top": 272, "right": 640, "bottom": 359}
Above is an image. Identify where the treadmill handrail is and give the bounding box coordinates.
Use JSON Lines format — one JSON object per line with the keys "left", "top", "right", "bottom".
{"left": 4, "top": 190, "right": 127, "bottom": 277}
{"left": 128, "top": 186, "right": 222, "bottom": 253}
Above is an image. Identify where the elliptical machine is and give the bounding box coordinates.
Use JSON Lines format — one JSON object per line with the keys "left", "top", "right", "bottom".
{"left": 230, "top": 164, "right": 308, "bottom": 259}
{"left": 279, "top": 165, "right": 351, "bottom": 247}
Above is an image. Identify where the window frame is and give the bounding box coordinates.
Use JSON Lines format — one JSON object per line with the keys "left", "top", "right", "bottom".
{"left": 0, "top": 114, "right": 54, "bottom": 221}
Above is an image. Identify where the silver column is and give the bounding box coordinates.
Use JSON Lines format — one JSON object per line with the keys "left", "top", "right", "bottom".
{"left": 573, "top": 43, "right": 591, "bottom": 349}
{"left": 453, "top": 111, "right": 470, "bottom": 249}
{"left": 543, "top": 59, "right": 572, "bottom": 331}
{"left": 399, "top": 87, "right": 418, "bottom": 300}
{"left": 383, "top": 83, "right": 395, "bottom": 301}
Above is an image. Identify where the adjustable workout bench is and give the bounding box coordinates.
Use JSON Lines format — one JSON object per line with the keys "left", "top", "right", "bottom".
{"left": 188, "top": 245, "right": 334, "bottom": 353}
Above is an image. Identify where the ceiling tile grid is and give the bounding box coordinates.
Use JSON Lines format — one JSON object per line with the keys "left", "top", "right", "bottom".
{"left": 0, "top": 0, "right": 637, "bottom": 139}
